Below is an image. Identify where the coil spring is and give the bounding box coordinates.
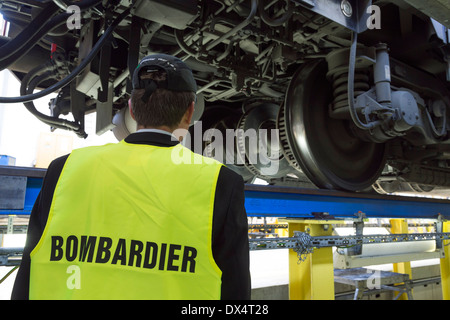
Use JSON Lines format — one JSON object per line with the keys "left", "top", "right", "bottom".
{"left": 330, "top": 69, "right": 370, "bottom": 119}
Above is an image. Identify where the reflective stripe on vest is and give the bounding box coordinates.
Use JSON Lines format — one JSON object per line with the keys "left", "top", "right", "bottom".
{"left": 29, "top": 140, "right": 223, "bottom": 299}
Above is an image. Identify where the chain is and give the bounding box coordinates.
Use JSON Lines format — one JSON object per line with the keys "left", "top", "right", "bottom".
{"left": 293, "top": 232, "right": 314, "bottom": 263}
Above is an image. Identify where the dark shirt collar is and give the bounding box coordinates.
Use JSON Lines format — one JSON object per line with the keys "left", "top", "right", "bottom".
{"left": 124, "top": 132, "right": 180, "bottom": 147}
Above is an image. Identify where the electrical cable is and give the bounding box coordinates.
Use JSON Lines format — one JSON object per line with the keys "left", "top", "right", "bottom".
{"left": 24, "top": 70, "right": 80, "bottom": 131}
{"left": 425, "top": 108, "right": 447, "bottom": 137}
{"left": 19, "top": 62, "right": 83, "bottom": 134}
{"left": 0, "top": 12, "right": 70, "bottom": 71}
{"left": 0, "top": 7, "right": 132, "bottom": 104}
{"left": 1, "top": 0, "right": 103, "bottom": 69}
{"left": 205, "top": 0, "right": 257, "bottom": 51}
{"left": 0, "top": 2, "right": 60, "bottom": 62}
{"left": 259, "top": 0, "right": 293, "bottom": 27}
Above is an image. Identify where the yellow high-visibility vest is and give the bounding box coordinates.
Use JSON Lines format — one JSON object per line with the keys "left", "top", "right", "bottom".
{"left": 29, "top": 140, "right": 223, "bottom": 299}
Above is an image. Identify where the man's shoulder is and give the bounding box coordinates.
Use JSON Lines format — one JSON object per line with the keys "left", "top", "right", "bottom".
{"left": 45, "top": 154, "right": 70, "bottom": 178}
{"left": 52, "top": 153, "right": 70, "bottom": 164}
{"left": 217, "top": 166, "right": 244, "bottom": 191}
{"left": 219, "top": 165, "right": 243, "bottom": 181}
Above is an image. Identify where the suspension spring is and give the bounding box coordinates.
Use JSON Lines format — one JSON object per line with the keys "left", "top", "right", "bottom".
{"left": 329, "top": 68, "right": 370, "bottom": 119}
{"left": 325, "top": 47, "right": 375, "bottom": 120}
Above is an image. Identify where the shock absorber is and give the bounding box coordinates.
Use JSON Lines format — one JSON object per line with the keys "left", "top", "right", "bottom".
{"left": 373, "top": 43, "right": 392, "bottom": 107}
{"left": 327, "top": 41, "right": 425, "bottom": 144}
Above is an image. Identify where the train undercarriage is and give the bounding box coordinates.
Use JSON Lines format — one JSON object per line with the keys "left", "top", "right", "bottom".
{"left": 0, "top": 0, "right": 449, "bottom": 194}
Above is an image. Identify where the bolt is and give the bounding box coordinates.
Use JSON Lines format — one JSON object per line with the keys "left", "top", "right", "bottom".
{"left": 341, "top": 0, "right": 353, "bottom": 18}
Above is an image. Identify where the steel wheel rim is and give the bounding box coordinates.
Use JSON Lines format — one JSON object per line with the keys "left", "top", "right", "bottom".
{"left": 283, "top": 60, "right": 386, "bottom": 191}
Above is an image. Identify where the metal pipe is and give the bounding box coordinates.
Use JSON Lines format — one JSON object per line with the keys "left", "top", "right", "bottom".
{"left": 52, "top": 0, "right": 68, "bottom": 10}
{"left": 0, "top": 7, "right": 132, "bottom": 104}
{"left": 197, "top": 78, "right": 231, "bottom": 94}
{"left": 0, "top": 12, "right": 70, "bottom": 71}
{"left": 0, "top": 2, "right": 60, "bottom": 62}
{"left": 23, "top": 70, "right": 81, "bottom": 131}
{"left": 205, "top": 0, "right": 258, "bottom": 51}
{"left": 216, "top": 33, "right": 250, "bottom": 62}
{"left": 174, "top": 29, "right": 199, "bottom": 58}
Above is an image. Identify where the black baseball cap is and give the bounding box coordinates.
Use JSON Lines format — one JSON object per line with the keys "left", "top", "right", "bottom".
{"left": 132, "top": 54, "right": 197, "bottom": 103}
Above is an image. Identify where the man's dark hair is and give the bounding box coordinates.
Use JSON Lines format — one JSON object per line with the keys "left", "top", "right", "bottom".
{"left": 130, "top": 69, "right": 196, "bottom": 129}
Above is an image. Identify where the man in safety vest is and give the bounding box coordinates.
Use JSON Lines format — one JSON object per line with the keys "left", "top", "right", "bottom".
{"left": 12, "top": 54, "right": 251, "bottom": 300}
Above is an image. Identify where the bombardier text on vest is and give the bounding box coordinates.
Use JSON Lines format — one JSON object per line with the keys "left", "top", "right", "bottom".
{"left": 29, "top": 142, "right": 222, "bottom": 299}
{"left": 50, "top": 235, "right": 198, "bottom": 272}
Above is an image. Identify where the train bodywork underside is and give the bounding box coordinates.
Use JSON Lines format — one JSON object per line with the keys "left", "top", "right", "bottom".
{"left": 1, "top": 0, "right": 450, "bottom": 195}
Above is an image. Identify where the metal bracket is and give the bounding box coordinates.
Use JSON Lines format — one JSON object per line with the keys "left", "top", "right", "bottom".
{"left": 435, "top": 215, "right": 445, "bottom": 249}
{"left": 70, "top": 81, "right": 87, "bottom": 139}
{"left": 250, "top": 229, "right": 450, "bottom": 264}
{"left": 294, "top": 0, "right": 373, "bottom": 33}
{"left": 96, "top": 82, "right": 115, "bottom": 135}
{"left": 348, "top": 212, "right": 366, "bottom": 256}
{"left": 0, "top": 247, "right": 23, "bottom": 266}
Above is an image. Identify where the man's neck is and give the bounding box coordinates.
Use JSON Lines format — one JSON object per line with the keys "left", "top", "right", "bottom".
{"left": 135, "top": 127, "right": 180, "bottom": 142}
{"left": 136, "top": 125, "right": 173, "bottom": 134}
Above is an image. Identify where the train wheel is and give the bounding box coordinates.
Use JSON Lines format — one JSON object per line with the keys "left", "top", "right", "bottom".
{"left": 280, "top": 60, "right": 386, "bottom": 191}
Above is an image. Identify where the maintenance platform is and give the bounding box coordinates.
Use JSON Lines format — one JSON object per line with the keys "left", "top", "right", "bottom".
{"left": 1, "top": 165, "right": 450, "bottom": 300}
